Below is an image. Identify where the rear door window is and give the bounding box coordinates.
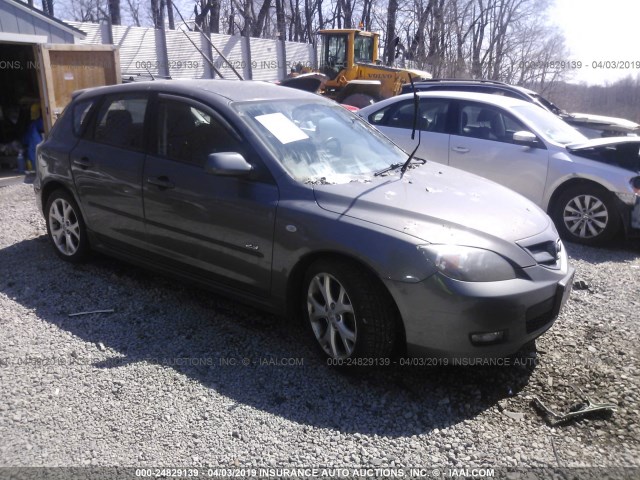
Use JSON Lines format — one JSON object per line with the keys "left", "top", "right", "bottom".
{"left": 93, "top": 95, "right": 148, "bottom": 150}
{"left": 369, "top": 98, "right": 450, "bottom": 132}
{"left": 72, "top": 99, "right": 96, "bottom": 137}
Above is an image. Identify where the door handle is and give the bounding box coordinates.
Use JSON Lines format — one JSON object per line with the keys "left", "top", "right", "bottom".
{"left": 452, "top": 146, "right": 470, "bottom": 154}
{"left": 147, "top": 176, "right": 175, "bottom": 189}
{"left": 73, "top": 157, "right": 92, "bottom": 169}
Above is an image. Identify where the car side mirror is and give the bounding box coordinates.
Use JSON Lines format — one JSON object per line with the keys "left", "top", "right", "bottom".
{"left": 204, "top": 152, "right": 253, "bottom": 176}
{"left": 513, "top": 130, "right": 540, "bottom": 147}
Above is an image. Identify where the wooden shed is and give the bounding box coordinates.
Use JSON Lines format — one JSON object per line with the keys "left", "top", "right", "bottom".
{"left": 0, "top": 0, "right": 120, "bottom": 138}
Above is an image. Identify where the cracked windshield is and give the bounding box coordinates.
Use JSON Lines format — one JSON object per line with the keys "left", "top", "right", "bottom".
{"left": 236, "top": 101, "right": 408, "bottom": 183}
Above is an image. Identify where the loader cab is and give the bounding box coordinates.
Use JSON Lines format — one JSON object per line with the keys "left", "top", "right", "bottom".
{"left": 318, "top": 29, "right": 378, "bottom": 79}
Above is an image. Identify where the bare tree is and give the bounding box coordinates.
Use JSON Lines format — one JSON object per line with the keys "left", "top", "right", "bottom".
{"left": 49, "top": 0, "right": 572, "bottom": 97}
{"left": 125, "top": 0, "right": 142, "bottom": 26}
{"left": 252, "top": 0, "right": 273, "bottom": 37}
{"left": 62, "top": 0, "right": 103, "bottom": 22}
{"left": 194, "top": 0, "right": 222, "bottom": 33}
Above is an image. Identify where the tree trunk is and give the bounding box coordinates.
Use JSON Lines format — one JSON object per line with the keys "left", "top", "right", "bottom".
{"left": 41, "top": 0, "right": 53, "bottom": 16}
{"left": 384, "top": 0, "right": 398, "bottom": 65}
{"left": 252, "top": 0, "right": 272, "bottom": 37}
{"left": 165, "top": 0, "right": 174, "bottom": 29}
{"left": 108, "top": 0, "right": 121, "bottom": 25}
{"left": 275, "top": 0, "right": 286, "bottom": 40}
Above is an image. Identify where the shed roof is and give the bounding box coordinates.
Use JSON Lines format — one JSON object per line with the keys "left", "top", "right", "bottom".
{"left": 0, "top": 0, "right": 86, "bottom": 43}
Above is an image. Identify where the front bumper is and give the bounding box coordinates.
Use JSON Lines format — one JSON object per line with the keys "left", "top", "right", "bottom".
{"left": 386, "top": 263, "right": 575, "bottom": 359}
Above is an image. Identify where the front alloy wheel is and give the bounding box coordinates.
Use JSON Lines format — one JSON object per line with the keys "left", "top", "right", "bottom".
{"left": 303, "top": 259, "right": 398, "bottom": 361}
{"left": 563, "top": 194, "right": 608, "bottom": 239}
{"left": 553, "top": 185, "right": 620, "bottom": 246}
{"left": 307, "top": 272, "right": 357, "bottom": 358}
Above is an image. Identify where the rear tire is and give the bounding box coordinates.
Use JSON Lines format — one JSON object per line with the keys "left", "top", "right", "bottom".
{"left": 551, "top": 185, "right": 621, "bottom": 246}
{"left": 45, "top": 189, "right": 90, "bottom": 263}
{"left": 303, "top": 259, "right": 399, "bottom": 360}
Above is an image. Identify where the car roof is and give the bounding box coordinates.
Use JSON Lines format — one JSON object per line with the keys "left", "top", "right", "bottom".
{"left": 365, "top": 90, "right": 535, "bottom": 111}
{"left": 409, "top": 79, "right": 534, "bottom": 92}
{"left": 73, "top": 79, "right": 322, "bottom": 103}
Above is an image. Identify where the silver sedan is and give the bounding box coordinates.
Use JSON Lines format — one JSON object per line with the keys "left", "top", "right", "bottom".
{"left": 359, "top": 91, "right": 640, "bottom": 246}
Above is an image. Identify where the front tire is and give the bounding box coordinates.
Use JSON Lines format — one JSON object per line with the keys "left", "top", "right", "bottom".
{"left": 551, "top": 185, "right": 621, "bottom": 246}
{"left": 45, "top": 189, "right": 90, "bottom": 263}
{"left": 303, "top": 259, "right": 399, "bottom": 360}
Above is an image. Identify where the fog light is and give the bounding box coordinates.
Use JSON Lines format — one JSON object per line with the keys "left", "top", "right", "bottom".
{"left": 470, "top": 331, "right": 505, "bottom": 345}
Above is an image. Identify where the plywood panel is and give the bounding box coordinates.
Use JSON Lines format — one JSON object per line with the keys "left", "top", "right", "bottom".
{"left": 49, "top": 50, "right": 115, "bottom": 108}
{"left": 38, "top": 44, "right": 120, "bottom": 132}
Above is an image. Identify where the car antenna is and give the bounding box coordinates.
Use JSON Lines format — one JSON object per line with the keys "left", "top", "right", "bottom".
{"left": 400, "top": 73, "right": 421, "bottom": 176}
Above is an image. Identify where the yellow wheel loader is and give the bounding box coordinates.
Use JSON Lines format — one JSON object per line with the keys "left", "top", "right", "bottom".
{"left": 281, "top": 29, "right": 431, "bottom": 108}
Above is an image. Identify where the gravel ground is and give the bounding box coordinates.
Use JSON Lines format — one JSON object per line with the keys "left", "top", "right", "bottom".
{"left": 0, "top": 182, "right": 638, "bottom": 476}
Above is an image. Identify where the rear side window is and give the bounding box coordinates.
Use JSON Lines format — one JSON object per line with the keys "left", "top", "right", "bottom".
{"left": 93, "top": 95, "right": 148, "bottom": 150}
{"left": 381, "top": 101, "right": 415, "bottom": 129}
{"left": 72, "top": 99, "right": 95, "bottom": 137}
{"left": 369, "top": 98, "right": 449, "bottom": 132}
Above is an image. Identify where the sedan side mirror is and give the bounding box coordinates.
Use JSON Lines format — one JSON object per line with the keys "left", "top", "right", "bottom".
{"left": 513, "top": 130, "right": 540, "bottom": 148}
{"left": 204, "top": 152, "right": 253, "bottom": 176}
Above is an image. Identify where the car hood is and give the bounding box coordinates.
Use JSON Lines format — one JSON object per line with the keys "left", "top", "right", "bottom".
{"left": 566, "top": 112, "right": 640, "bottom": 133}
{"left": 313, "top": 162, "right": 552, "bottom": 266}
{"left": 567, "top": 137, "right": 640, "bottom": 150}
{"left": 566, "top": 137, "right": 640, "bottom": 172}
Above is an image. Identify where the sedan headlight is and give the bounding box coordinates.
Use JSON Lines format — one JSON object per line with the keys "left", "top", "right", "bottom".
{"left": 418, "top": 245, "right": 516, "bottom": 282}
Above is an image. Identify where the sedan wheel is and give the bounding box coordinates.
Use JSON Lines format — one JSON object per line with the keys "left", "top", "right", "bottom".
{"left": 563, "top": 194, "right": 608, "bottom": 239}
{"left": 552, "top": 185, "right": 620, "bottom": 246}
{"left": 45, "top": 190, "right": 89, "bottom": 262}
{"left": 303, "top": 259, "right": 398, "bottom": 361}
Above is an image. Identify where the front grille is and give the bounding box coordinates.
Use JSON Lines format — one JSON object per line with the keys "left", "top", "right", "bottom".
{"left": 521, "top": 239, "right": 562, "bottom": 268}
{"left": 525, "top": 296, "right": 555, "bottom": 333}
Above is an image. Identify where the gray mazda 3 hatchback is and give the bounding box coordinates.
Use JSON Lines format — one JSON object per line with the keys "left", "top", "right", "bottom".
{"left": 35, "top": 79, "right": 574, "bottom": 362}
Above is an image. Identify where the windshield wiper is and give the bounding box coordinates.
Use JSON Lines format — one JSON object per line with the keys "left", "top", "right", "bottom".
{"left": 374, "top": 162, "right": 404, "bottom": 176}
{"left": 374, "top": 157, "right": 425, "bottom": 176}
{"left": 400, "top": 73, "right": 422, "bottom": 176}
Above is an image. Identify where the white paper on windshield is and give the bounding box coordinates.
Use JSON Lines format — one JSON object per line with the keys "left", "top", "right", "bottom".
{"left": 255, "top": 112, "right": 309, "bottom": 144}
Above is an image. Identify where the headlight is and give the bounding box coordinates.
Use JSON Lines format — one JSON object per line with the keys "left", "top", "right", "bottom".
{"left": 418, "top": 245, "right": 516, "bottom": 282}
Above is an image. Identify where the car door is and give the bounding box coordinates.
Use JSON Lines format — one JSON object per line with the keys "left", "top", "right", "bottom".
{"left": 142, "top": 94, "right": 279, "bottom": 296}
{"left": 448, "top": 100, "right": 549, "bottom": 205}
{"left": 70, "top": 93, "right": 149, "bottom": 248}
{"left": 367, "top": 97, "right": 451, "bottom": 164}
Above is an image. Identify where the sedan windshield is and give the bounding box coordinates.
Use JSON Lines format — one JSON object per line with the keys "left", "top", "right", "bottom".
{"left": 512, "top": 104, "right": 587, "bottom": 145}
{"left": 234, "top": 100, "right": 408, "bottom": 183}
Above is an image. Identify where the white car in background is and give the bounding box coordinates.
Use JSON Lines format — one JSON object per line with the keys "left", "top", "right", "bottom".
{"left": 358, "top": 91, "right": 640, "bottom": 246}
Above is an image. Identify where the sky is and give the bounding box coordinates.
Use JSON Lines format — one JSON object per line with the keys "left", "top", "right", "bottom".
{"left": 551, "top": 0, "right": 640, "bottom": 85}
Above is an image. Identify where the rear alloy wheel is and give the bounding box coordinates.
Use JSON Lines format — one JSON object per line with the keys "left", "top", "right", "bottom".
{"left": 303, "top": 259, "right": 398, "bottom": 361}
{"left": 552, "top": 185, "right": 620, "bottom": 246}
{"left": 45, "top": 190, "right": 89, "bottom": 262}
